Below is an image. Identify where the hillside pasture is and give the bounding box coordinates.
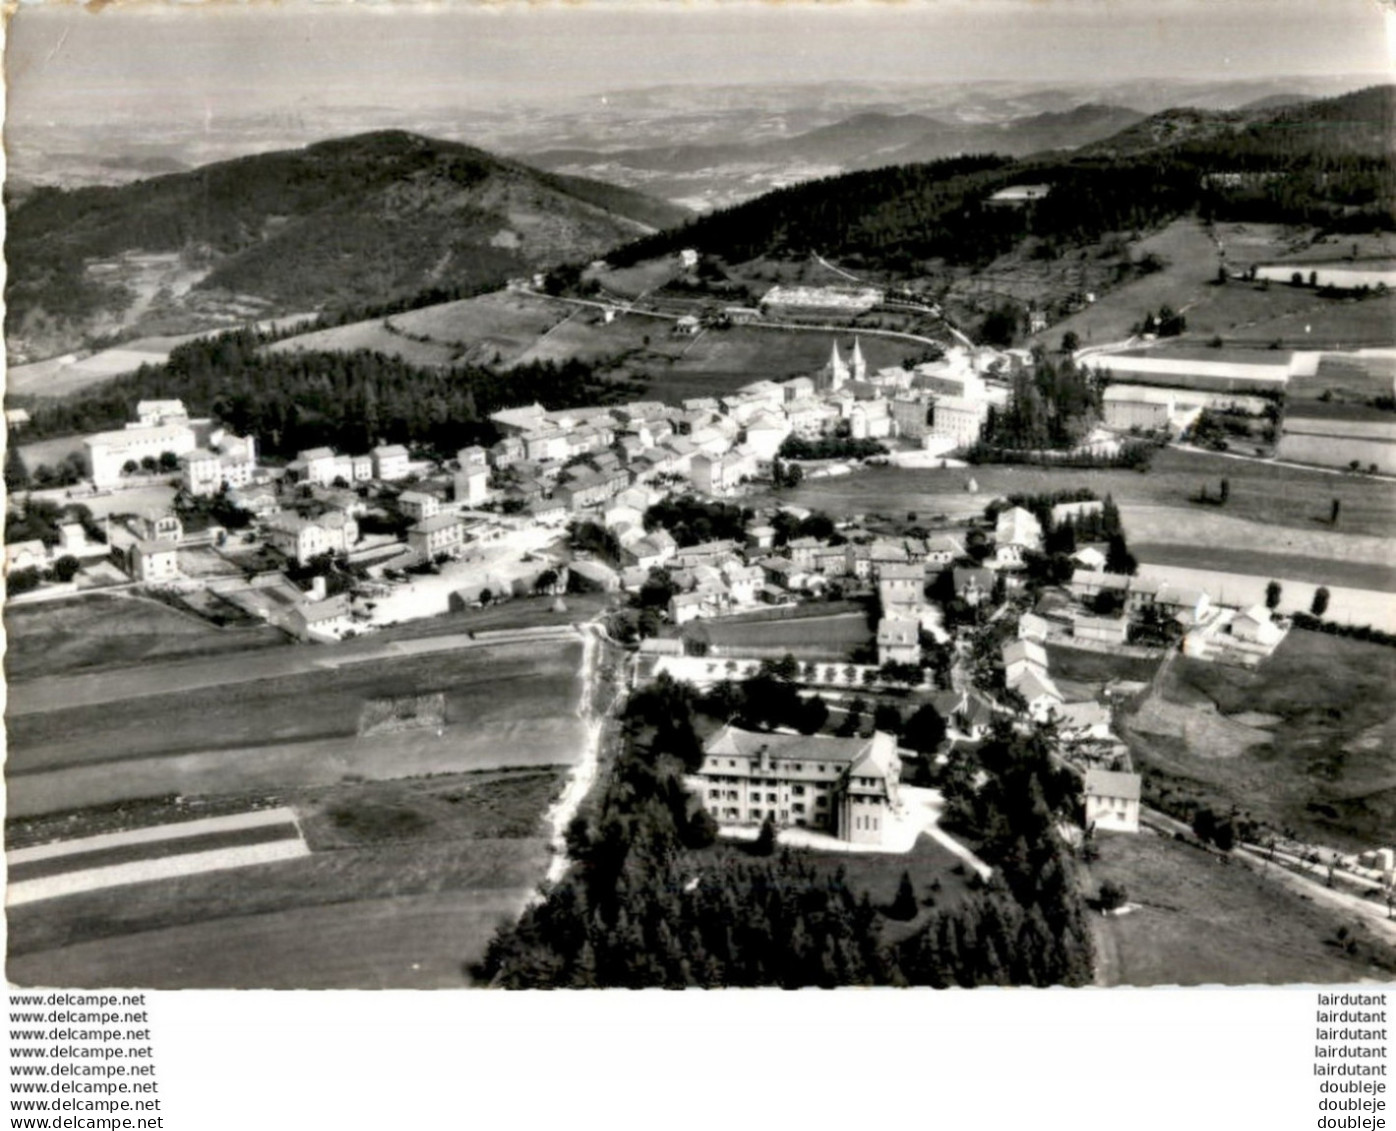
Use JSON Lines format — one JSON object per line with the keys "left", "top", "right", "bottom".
{"left": 4, "top": 593, "right": 289, "bottom": 682}
{"left": 1123, "top": 630, "right": 1396, "bottom": 849}
{"left": 1088, "top": 829, "right": 1396, "bottom": 985}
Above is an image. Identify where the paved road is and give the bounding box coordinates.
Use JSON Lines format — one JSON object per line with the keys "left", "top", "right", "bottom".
{"left": 6, "top": 625, "right": 582, "bottom": 717}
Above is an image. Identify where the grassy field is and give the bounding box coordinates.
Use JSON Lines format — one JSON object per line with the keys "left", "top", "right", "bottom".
{"left": 7, "top": 768, "right": 564, "bottom": 988}
{"left": 1044, "top": 644, "right": 1161, "bottom": 685}
{"left": 684, "top": 610, "right": 874, "bottom": 655}
{"left": 1123, "top": 630, "right": 1396, "bottom": 850}
{"left": 7, "top": 640, "right": 584, "bottom": 772}
{"left": 3, "top": 593, "right": 289, "bottom": 681}
{"left": 1088, "top": 829, "right": 1396, "bottom": 985}
{"left": 766, "top": 446, "right": 1396, "bottom": 541}
{"left": 1131, "top": 541, "right": 1396, "bottom": 592}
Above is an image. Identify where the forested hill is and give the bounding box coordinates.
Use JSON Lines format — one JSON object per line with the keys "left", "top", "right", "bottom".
{"left": 1079, "top": 84, "right": 1396, "bottom": 161}
{"left": 5, "top": 130, "right": 690, "bottom": 355}
{"left": 606, "top": 86, "right": 1394, "bottom": 276}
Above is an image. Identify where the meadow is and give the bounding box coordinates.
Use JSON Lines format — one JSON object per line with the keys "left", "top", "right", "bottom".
{"left": 7, "top": 768, "right": 565, "bottom": 988}
{"left": 4, "top": 592, "right": 289, "bottom": 681}
{"left": 1122, "top": 630, "right": 1396, "bottom": 850}
{"left": 1087, "top": 829, "right": 1396, "bottom": 986}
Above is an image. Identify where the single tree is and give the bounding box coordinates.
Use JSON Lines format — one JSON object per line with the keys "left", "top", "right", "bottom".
{"left": 1310, "top": 587, "right": 1331, "bottom": 617}
{"left": 902, "top": 703, "right": 948, "bottom": 755}
{"left": 1331, "top": 498, "right": 1342, "bottom": 525}
{"left": 889, "top": 872, "right": 919, "bottom": 920}
{"left": 1212, "top": 821, "right": 1236, "bottom": 852}
{"left": 50, "top": 555, "right": 81, "bottom": 583}
{"left": 1265, "top": 579, "right": 1282, "bottom": 611}
{"left": 753, "top": 814, "right": 777, "bottom": 857}
{"left": 1218, "top": 478, "right": 1230, "bottom": 505}
{"left": 1097, "top": 881, "right": 1128, "bottom": 912}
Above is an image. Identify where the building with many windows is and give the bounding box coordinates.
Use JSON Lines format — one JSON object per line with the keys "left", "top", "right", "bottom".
{"left": 690, "top": 726, "right": 902, "bottom": 846}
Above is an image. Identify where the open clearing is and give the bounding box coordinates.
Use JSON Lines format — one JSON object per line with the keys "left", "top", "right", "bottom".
{"left": 1088, "top": 829, "right": 1396, "bottom": 985}
{"left": 1131, "top": 540, "right": 1396, "bottom": 594}
{"left": 1031, "top": 218, "right": 1394, "bottom": 351}
{"left": 6, "top": 636, "right": 587, "bottom": 816}
{"left": 4, "top": 592, "right": 289, "bottom": 682}
{"left": 8, "top": 769, "right": 563, "bottom": 988}
{"left": 1122, "top": 630, "right": 1396, "bottom": 850}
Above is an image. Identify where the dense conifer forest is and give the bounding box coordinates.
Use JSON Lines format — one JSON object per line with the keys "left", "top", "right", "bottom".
{"left": 14, "top": 329, "right": 641, "bottom": 460}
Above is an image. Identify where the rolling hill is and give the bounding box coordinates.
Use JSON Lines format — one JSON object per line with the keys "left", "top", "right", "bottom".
{"left": 524, "top": 102, "right": 1145, "bottom": 178}
{"left": 5, "top": 130, "right": 691, "bottom": 361}
{"left": 1080, "top": 84, "right": 1395, "bottom": 160}
{"left": 604, "top": 85, "right": 1393, "bottom": 278}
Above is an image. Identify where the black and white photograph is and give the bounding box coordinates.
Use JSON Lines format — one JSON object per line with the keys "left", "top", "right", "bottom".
{"left": 3, "top": 0, "right": 1394, "bottom": 998}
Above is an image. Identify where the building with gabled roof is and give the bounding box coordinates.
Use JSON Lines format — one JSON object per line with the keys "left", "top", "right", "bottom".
{"left": 691, "top": 725, "right": 901, "bottom": 845}
{"left": 1083, "top": 769, "right": 1141, "bottom": 833}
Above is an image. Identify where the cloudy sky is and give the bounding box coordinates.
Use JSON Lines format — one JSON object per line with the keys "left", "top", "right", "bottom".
{"left": 7, "top": 0, "right": 1392, "bottom": 125}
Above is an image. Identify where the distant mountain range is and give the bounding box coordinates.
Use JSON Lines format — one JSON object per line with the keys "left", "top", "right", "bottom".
{"left": 524, "top": 102, "right": 1148, "bottom": 177}
{"left": 5, "top": 131, "right": 690, "bottom": 359}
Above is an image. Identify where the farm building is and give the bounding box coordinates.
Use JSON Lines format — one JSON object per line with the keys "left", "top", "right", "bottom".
{"left": 1088, "top": 348, "right": 1294, "bottom": 394}
{"left": 1252, "top": 262, "right": 1396, "bottom": 290}
{"left": 1103, "top": 385, "right": 1175, "bottom": 431}
{"left": 758, "top": 285, "right": 884, "bottom": 317}
{"left": 987, "top": 184, "right": 1050, "bottom": 206}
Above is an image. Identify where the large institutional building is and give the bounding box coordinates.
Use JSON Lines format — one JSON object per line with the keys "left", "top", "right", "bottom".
{"left": 690, "top": 726, "right": 902, "bottom": 846}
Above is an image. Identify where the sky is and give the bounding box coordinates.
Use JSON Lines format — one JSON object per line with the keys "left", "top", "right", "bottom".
{"left": 6, "top": 0, "right": 1393, "bottom": 126}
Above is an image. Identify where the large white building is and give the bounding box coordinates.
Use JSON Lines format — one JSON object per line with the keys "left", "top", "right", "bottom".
{"left": 85, "top": 422, "right": 198, "bottom": 489}
{"left": 1083, "top": 769, "right": 1141, "bottom": 834}
{"left": 691, "top": 726, "right": 902, "bottom": 845}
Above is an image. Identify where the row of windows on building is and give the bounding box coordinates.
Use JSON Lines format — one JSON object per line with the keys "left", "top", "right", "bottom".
{"left": 708, "top": 789, "right": 827, "bottom": 809}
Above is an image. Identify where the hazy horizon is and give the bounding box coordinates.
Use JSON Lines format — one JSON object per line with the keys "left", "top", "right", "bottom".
{"left": 8, "top": 0, "right": 1392, "bottom": 130}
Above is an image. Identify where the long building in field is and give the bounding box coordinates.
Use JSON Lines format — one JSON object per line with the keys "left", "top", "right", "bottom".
{"left": 1087, "top": 348, "right": 1294, "bottom": 394}
{"left": 690, "top": 726, "right": 902, "bottom": 846}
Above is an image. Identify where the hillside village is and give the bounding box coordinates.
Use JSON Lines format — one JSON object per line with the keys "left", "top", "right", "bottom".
{"left": 5, "top": 64, "right": 1396, "bottom": 994}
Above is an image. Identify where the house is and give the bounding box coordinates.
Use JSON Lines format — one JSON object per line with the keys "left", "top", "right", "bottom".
{"left": 746, "top": 524, "right": 777, "bottom": 552}
{"left": 288, "top": 595, "right": 353, "bottom": 641}
{"left": 628, "top": 536, "right": 676, "bottom": 572}
{"left": 1229, "top": 605, "right": 1284, "bottom": 646}
{"left": 1154, "top": 583, "right": 1210, "bottom": 626}
{"left": 878, "top": 562, "right": 923, "bottom": 615}
{"left": 786, "top": 536, "right": 824, "bottom": 571}
{"left": 1074, "top": 615, "right": 1129, "bottom": 645}
{"left": 263, "top": 513, "right": 346, "bottom": 566}
{"left": 669, "top": 590, "right": 717, "bottom": 625}
{"left": 371, "top": 444, "right": 411, "bottom": 482}
{"left": 1070, "top": 569, "right": 1132, "bottom": 606}
{"left": 1018, "top": 612, "right": 1049, "bottom": 643}
{"left": 994, "top": 506, "right": 1042, "bottom": 554}
{"left": 1083, "top": 769, "right": 1141, "bottom": 834}
{"left": 406, "top": 514, "right": 464, "bottom": 559}
{"left": 528, "top": 498, "right": 567, "bottom": 525}
{"left": 877, "top": 617, "right": 921, "bottom": 667}
{"left": 1072, "top": 546, "right": 1108, "bottom": 572}
{"left": 398, "top": 490, "right": 440, "bottom": 522}
{"left": 131, "top": 539, "right": 179, "bottom": 582}
{"left": 1002, "top": 638, "right": 1048, "bottom": 682}
{"left": 1055, "top": 701, "right": 1113, "bottom": 742}
{"left": 1011, "top": 666, "right": 1063, "bottom": 721}
{"left": 690, "top": 726, "right": 901, "bottom": 845}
